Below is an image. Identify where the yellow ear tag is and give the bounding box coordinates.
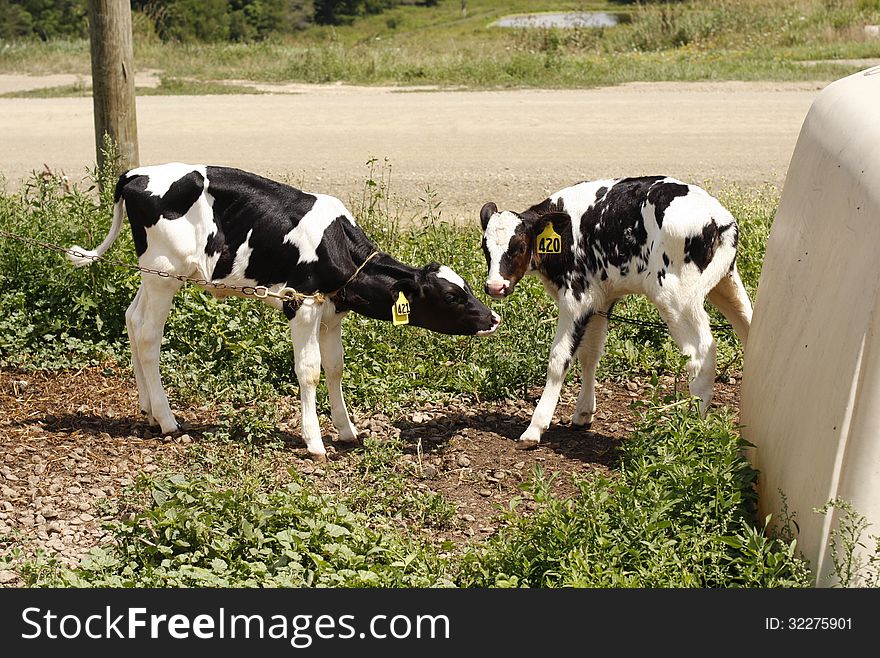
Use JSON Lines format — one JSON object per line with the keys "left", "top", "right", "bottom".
{"left": 392, "top": 291, "right": 411, "bottom": 326}
{"left": 536, "top": 224, "right": 562, "bottom": 254}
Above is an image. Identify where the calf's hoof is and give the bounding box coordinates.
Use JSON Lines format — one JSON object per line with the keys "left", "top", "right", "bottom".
{"left": 156, "top": 417, "right": 181, "bottom": 435}
{"left": 308, "top": 451, "right": 328, "bottom": 463}
{"left": 141, "top": 409, "right": 158, "bottom": 428}
{"left": 571, "top": 410, "right": 594, "bottom": 429}
{"left": 515, "top": 438, "right": 540, "bottom": 450}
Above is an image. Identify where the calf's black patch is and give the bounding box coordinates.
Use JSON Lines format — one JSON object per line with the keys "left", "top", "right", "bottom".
{"left": 119, "top": 169, "right": 205, "bottom": 256}
{"left": 570, "top": 311, "right": 595, "bottom": 358}
{"left": 683, "top": 218, "right": 733, "bottom": 272}
{"left": 646, "top": 181, "right": 689, "bottom": 228}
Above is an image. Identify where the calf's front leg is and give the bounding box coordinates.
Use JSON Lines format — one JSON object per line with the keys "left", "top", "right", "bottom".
{"left": 289, "top": 298, "right": 327, "bottom": 460}
{"left": 519, "top": 305, "right": 591, "bottom": 447}
{"left": 318, "top": 311, "right": 358, "bottom": 444}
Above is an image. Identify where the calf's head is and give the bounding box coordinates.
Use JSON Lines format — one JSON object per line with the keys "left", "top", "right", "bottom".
{"left": 393, "top": 263, "right": 500, "bottom": 336}
{"left": 479, "top": 202, "right": 570, "bottom": 299}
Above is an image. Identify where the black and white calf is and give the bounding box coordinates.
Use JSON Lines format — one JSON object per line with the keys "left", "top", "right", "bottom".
{"left": 480, "top": 176, "right": 752, "bottom": 447}
{"left": 69, "top": 163, "right": 500, "bottom": 460}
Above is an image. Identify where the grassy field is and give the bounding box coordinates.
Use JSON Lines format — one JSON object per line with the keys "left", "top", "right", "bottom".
{"left": 1, "top": 0, "right": 879, "bottom": 92}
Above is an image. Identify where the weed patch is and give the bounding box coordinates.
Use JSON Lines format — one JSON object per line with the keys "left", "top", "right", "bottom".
{"left": 30, "top": 473, "right": 450, "bottom": 587}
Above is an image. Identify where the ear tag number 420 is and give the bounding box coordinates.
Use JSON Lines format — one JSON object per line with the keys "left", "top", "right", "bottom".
{"left": 537, "top": 225, "right": 562, "bottom": 254}
{"left": 392, "top": 291, "right": 411, "bottom": 326}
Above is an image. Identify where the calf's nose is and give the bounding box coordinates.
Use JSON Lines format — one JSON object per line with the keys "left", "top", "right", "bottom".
{"left": 484, "top": 281, "right": 508, "bottom": 298}
{"left": 476, "top": 311, "right": 502, "bottom": 336}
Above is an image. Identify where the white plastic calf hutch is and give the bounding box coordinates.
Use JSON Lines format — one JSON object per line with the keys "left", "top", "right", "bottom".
{"left": 741, "top": 66, "right": 880, "bottom": 586}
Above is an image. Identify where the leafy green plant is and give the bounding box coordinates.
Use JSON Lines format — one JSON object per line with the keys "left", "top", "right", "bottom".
{"left": 817, "top": 499, "right": 880, "bottom": 587}
{"left": 33, "top": 473, "right": 451, "bottom": 588}
{"left": 15, "top": 393, "right": 815, "bottom": 588}
{"left": 213, "top": 399, "right": 281, "bottom": 445}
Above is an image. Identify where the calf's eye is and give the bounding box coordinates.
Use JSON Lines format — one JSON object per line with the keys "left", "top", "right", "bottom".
{"left": 517, "top": 243, "right": 527, "bottom": 255}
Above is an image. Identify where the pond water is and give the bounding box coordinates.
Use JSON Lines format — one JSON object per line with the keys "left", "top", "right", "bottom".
{"left": 492, "top": 12, "right": 620, "bottom": 29}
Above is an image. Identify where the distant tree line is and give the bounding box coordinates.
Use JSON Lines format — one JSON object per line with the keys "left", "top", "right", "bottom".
{"left": 315, "top": 0, "right": 439, "bottom": 26}
{"left": 0, "top": 0, "right": 440, "bottom": 41}
{"left": 1, "top": 0, "right": 88, "bottom": 40}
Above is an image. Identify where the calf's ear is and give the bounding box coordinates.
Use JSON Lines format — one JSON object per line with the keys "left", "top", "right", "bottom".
{"left": 392, "top": 277, "right": 422, "bottom": 299}
{"left": 537, "top": 211, "right": 572, "bottom": 236}
{"left": 480, "top": 202, "right": 498, "bottom": 231}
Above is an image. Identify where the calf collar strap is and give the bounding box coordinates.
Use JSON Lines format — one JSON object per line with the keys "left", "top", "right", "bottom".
{"left": 328, "top": 250, "right": 381, "bottom": 299}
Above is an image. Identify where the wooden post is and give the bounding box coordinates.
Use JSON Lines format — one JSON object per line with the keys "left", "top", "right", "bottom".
{"left": 88, "top": 0, "right": 139, "bottom": 176}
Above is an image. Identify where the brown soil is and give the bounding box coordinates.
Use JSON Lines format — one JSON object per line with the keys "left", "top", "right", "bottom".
{"left": 0, "top": 365, "right": 741, "bottom": 586}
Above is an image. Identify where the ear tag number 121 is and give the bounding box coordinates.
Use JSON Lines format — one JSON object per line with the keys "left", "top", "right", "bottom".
{"left": 537, "top": 224, "right": 562, "bottom": 254}
{"left": 392, "top": 291, "right": 411, "bottom": 325}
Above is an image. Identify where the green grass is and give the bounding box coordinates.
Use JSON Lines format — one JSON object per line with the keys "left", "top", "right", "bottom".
{"left": 0, "top": 77, "right": 262, "bottom": 98}
{"left": 1, "top": 1, "right": 878, "bottom": 91}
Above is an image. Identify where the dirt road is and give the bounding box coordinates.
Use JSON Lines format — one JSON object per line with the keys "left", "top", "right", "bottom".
{"left": 0, "top": 79, "right": 829, "bottom": 221}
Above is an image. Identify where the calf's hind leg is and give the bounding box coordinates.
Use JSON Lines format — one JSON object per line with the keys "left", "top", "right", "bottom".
{"left": 656, "top": 299, "right": 717, "bottom": 416}
{"left": 125, "top": 287, "right": 154, "bottom": 425}
{"left": 127, "top": 276, "right": 183, "bottom": 433}
{"left": 707, "top": 268, "right": 752, "bottom": 347}
{"left": 572, "top": 310, "right": 611, "bottom": 428}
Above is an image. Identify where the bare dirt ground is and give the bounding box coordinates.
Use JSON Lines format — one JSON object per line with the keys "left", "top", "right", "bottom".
{"left": 0, "top": 77, "right": 836, "bottom": 221}
{"left": 0, "top": 366, "right": 741, "bottom": 586}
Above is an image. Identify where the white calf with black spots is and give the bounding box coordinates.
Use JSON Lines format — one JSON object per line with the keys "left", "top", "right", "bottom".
{"left": 69, "top": 163, "right": 500, "bottom": 460}
{"left": 480, "top": 176, "right": 752, "bottom": 447}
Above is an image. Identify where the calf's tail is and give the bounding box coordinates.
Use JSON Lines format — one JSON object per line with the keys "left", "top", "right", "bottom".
{"left": 67, "top": 178, "right": 126, "bottom": 268}
{"left": 704, "top": 224, "right": 753, "bottom": 346}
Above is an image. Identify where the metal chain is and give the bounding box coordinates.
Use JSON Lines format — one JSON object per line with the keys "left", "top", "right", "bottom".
{"left": 0, "top": 229, "right": 377, "bottom": 304}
